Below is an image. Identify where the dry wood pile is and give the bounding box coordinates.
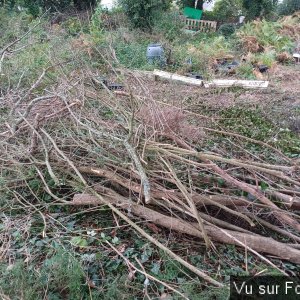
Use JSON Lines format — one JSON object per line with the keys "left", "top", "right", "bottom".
{"left": 1, "top": 65, "right": 300, "bottom": 287}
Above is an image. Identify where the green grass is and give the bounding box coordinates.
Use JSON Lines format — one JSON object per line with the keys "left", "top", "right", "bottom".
{"left": 0, "top": 250, "right": 85, "bottom": 300}
{"left": 236, "top": 63, "right": 256, "bottom": 79}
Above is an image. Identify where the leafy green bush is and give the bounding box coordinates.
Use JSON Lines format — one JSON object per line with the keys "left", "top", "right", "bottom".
{"left": 89, "top": 2, "right": 105, "bottom": 43}
{"left": 0, "top": 11, "right": 84, "bottom": 90}
{"left": 23, "top": 0, "right": 72, "bottom": 16}
{"left": 218, "top": 23, "right": 237, "bottom": 37}
{"left": 152, "top": 11, "right": 184, "bottom": 41}
{"left": 0, "top": 8, "right": 32, "bottom": 47}
{"left": 177, "top": 0, "right": 217, "bottom": 10}
{"left": 169, "top": 35, "right": 235, "bottom": 77}
{"left": 0, "top": 0, "right": 97, "bottom": 16}
{"left": 199, "top": 34, "right": 236, "bottom": 56}
{"left": 62, "top": 17, "right": 86, "bottom": 36}
{"left": 73, "top": 0, "right": 96, "bottom": 10}
{"left": 202, "top": 10, "right": 218, "bottom": 21}
{"left": 113, "top": 38, "right": 151, "bottom": 69}
{"left": 255, "top": 51, "right": 276, "bottom": 67}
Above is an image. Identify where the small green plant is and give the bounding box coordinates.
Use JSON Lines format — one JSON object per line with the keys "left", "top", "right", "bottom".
{"left": 62, "top": 17, "right": 86, "bottom": 36}
{"left": 219, "top": 107, "right": 300, "bottom": 155}
{"left": 89, "top": 1, "right": 105, "bottom": 43}
{"left": 236, "top": 62, "right": 256, "bottom": 79}
{"left": 220, "top": 107, "right": 275, "bottom": 140}
{"left": 255, "top": 51, "right": 276, "bottom": 67}
{"left": 111, "top": 33, "right": 153, "bottom": 69}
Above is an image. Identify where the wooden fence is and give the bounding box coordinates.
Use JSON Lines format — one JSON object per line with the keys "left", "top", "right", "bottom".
{"left": 183, "top": 18, "right": 217, "bottom": 32}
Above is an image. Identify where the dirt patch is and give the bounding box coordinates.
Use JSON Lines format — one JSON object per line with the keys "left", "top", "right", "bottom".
{"left": 126, "top": 65, "right": 299, "bottom": 107}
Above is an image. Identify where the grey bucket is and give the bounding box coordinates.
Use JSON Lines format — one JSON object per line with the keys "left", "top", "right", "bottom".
{"left": 146, "top": 43, "right": 165, "bottom": 65}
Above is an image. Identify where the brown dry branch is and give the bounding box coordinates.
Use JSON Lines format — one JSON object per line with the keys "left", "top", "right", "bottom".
{"left": 248, "top": 215, "right": 300, "bottom": 244}
{"left": 124, "top": 139, "right": 151, "bottom": 204}
{"left": 72, "top": 193, "right": 300, "bottom": 265}
{"left": 267, "top": 190, "right": 300, "bottom": 210}
{"left": 11, "top": 68, "right": 48, "bottom": 116}
{"left": 199, "top": 127, "right": 292, "bottom": 163}
{"left": 160, "top": 156, "right": 211, "bottom": 248}
{"left": 148, "top": 143, "right": 300, "bottom": 231}
{"left": 77, "top": 165, "right": 255, "bottom": 216}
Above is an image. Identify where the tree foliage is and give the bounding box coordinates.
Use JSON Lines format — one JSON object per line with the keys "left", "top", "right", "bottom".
{"left": 118, "top": 0, "right": 171, "bottom": 30}
{"left": 278, "top": 0, "right": 300, "bottom": 16}
{"left": 242, "top": 0, "right": 278, "bottom": 20}
{"left": 212, "top": 0, "right": 244, "bottom": 23}
{"left": 0, "top": 0, "right": 97, "bottom": 15}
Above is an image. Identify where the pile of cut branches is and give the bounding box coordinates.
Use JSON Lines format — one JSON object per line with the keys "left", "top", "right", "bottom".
{"left": 1, "top": 60, "right": 300, "bottom": 287}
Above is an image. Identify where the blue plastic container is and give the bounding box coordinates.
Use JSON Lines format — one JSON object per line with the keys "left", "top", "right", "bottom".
{"left": 146, "top": 44, "right": 165, "bottom": 65}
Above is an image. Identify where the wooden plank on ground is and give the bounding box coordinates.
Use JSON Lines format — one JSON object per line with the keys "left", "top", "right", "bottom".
{"left": 153, "top": 70, "right": 269, "bottom": 89}
{"left": 204, "top": 79, "right": 269, "bottom": 89}
{"left": 153, "top": 69, "right": 203, "bottom": 86}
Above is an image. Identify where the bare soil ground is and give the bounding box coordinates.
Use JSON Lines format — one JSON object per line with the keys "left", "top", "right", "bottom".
{"left": 119, "top": 65, "right": 298, "bottom": 105}
{"left": 119, "top": 65, "right": 300, "bottom": 133}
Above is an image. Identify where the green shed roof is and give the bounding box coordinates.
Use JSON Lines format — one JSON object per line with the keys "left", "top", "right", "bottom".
{"left": 183, "top": 7, "right": 203, "bottom": 20}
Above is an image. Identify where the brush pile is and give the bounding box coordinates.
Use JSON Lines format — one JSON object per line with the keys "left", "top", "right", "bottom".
{"left": 1, "top": 58, "right": 300, "bottom": 286}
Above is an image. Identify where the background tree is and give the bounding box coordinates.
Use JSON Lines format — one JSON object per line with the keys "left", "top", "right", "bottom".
{"left": 73, "top": 0, "right": 96, "bottom": 10}
{"left": 242, "top": 0, "right": 278, "bottom": 20}
{"left": 0, "top": 0, "right": 98, "bottom": 14}
{"left": 212, "top": 0, "right": 244, "bottom": 23}
{"left": 278, "top": 0, "right": 300, "bottom": 16}
{"left": 25, "top": 0, "right": 71, "bottom": 15}
{"left": 118, "top": 0, "right": 171, "bottom": 30}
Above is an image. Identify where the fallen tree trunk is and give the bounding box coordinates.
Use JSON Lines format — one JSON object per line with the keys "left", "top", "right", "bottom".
{"left": 72, "top": 193, "right": 300, "bottom": 264}
{"left": 268, "top": 190, "right": 300, "bottom": 210}
{"left": 78, "top": 166, "right": 253, "bottom": 208}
